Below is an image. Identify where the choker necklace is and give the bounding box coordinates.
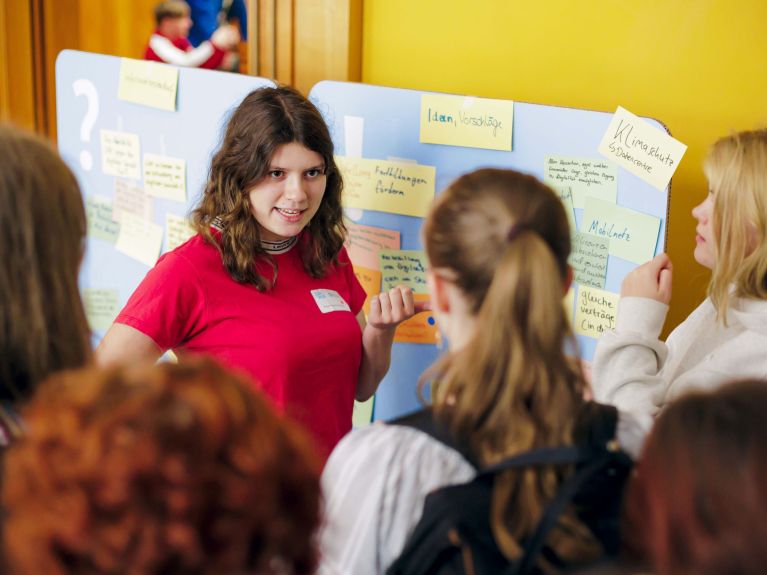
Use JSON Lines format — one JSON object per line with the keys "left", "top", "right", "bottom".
{"left": 260, "top": 236, "right": 298, "bottom": 254}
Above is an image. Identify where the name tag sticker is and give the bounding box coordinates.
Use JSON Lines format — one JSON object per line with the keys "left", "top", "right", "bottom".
{"left": 311, "top": 289, "right": 351, "bottom": 314}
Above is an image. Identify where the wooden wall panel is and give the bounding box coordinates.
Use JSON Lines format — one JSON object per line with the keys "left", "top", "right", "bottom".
{"left": 0, "top": 0, "right": 38, "bottom": 132}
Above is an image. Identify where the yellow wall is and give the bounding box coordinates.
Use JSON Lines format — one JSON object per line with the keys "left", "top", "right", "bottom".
{"left": 362, "top": 0, "right": 767, "bottom": 334}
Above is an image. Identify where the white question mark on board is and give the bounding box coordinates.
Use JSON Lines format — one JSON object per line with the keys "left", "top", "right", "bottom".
{"left": 72, "top": 79, "right": 99, "bottom": 171}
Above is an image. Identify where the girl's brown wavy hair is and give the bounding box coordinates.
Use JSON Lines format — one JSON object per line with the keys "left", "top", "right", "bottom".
{"left": 2, "top": 358, "right": 322, "bottom": 575}
{"left": 0, "top": 125, "right": 91, "bottom": 404}
{"left": 421, "top": 168, "right": 600, "bottom": 569}
{"left": 192, "top": 85, "right": 346, "bottom": 291}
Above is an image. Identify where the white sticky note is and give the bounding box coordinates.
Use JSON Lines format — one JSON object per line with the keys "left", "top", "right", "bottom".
{"left": 143, "top": 153, "right": 186, "bottom": 202}
{"left": 113, "top": 180, "right": 154, "bottom": 223}
{"left": 598, "top": 106, "right": 687, "bottom": 191}
{"left": 165, "top": 213, "right": 196, "bottom": 252}
{"left": 115, "top": 212, "right": 164, "bottom": 267}
{"left": 101, "top": 129, "right": 141, "bottom": 180}
{"left": 344, "top": 115, "right": 364, "bottom": 158}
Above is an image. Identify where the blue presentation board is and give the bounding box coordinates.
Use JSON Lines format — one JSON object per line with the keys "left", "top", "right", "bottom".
{"left": 56, "top": 50, "right": 274, "bottom": 348}
{"left": 55, "top": 51, "right": 670, "bottom": 425}
{"left": 308, "top": 80, "right": 670, "bottom": 422}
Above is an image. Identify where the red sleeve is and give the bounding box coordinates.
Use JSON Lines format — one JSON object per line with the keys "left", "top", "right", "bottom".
{"left": 115, "top": 252, "right": 207, "bottom": 350}
{"left": 337, "top": 246, "right": 367, "bottom": 315}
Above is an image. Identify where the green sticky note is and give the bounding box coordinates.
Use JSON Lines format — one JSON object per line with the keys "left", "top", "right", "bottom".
{"left": 582, "top": 198, "right": 660, "bottom": 265}
{"left": 86, "top": 195, "right": 120, "bottom": 243}
{"left": 352, "top": 397, "right": 375, "bottom": 428}
{"left": 379, "top": 250, "right": 428, "bottom": 294}
{"left": 570, "top": 232, "right": 610, "bottom": 289}
{"left": 83, "top": 288, "right": 119, "bottom": 332}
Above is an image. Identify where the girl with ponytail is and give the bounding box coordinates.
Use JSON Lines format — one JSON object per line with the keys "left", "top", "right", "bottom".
{"left": 319, "top": 168, "right": 639, "bottom": 575}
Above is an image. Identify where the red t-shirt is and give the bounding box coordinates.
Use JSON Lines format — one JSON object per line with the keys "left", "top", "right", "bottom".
{"left": 116, "top": 234, "right": 367, "bottom": 458}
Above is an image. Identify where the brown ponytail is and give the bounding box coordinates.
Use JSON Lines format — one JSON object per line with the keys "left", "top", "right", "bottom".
{"left": 421, "top": 168, "right": 600, "bottom": 565}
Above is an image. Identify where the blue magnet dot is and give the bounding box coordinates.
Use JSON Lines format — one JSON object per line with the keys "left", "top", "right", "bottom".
{"left": 427, "top": 316, "right": 435, "bottom": 325}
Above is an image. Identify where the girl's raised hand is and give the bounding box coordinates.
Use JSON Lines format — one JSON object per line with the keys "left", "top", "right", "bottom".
{"left": 367, "top": 285, "right": 431, "bottom": 330}
{"left": 620, "top": 253, "right": 673, "bottom": 304}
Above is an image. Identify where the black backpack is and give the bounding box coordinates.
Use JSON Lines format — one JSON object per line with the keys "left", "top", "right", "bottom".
{"left": 385, "top": 403, "right": 633, "bottom": 575}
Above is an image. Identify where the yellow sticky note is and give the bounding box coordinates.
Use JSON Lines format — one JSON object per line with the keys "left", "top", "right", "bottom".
{"left": 336, "top": 156, "right": 435, "bottom": 217}
{"left": 563, "top": 286, "right": 575, "bottom": 324}
{"left": 574, "top": 286, "right": 619, "bottom": 339}
{"left": 118, "top": 58, "right": 179, "bottom": 112}
{"left": 598, "top": 106, "right": 687, "bottom": 191}
{"left": 101, "top": 130, "right": 141, "bottom": 180}
{"left": 165, "top": 213, "right": 196, "bottom": 252}
{"left": 115, "top": 212, "right": 164, "bottom": 268}
{"left": 345, "top": 221, "right": 401, "bottom": 270}
{"left": 420, "top": 94, "right": 514, "bottom": 151}
{"left": 83, "top": 288, "right": 119, "bottom": 332}
{"left": 144, "top": 154, "right": 186, "bottom": 202}
{"left": 394, "top": 293, "right": 437, "bottom": 345}
{"left": 379, "top": 250, "right": 428, "bottom": 294}
{"left": 545, "top": 155, "right": 618, "bottom": 209}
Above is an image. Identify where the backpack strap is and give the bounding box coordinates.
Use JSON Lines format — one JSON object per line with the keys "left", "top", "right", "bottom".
{"left": 390, "top": 408, "right": 480, "bottom": 469}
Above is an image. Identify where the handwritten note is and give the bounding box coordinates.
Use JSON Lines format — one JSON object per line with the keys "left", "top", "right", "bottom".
{"left": 574, "top": 286, "right": 619, "bottom": 339}
{"left": 544, "top": 155, "right": 618, "bottom": 209}
{"left": 420, "top": 94, "right": 514, "bottom": 151}
{"left": 353, "top": 265, "right": 382, "bottom": 316}
{"left": 379, "top": 250, "right": 428, "bottom": 294}
{"left": 598, "top": 106, "right": 687, "bottom": 191}
{"left": 570, "top": 232, "right": 610, "bottom": 289}
{"left": 165, "top": 213, "right": 195, "bottom": 252}
{"left": 582, "top": 197, "right": 660, "bottom": 264}
{"left": 345, "top": 221, "right": 401, "bottom": 270}
{"left": 83, "top": 288, "right": 119, "bottom": 331}
{"left": 118, "top": 58, "right": 179, "bottom": 111}
{"left": 115, "top": 212, "right": 164, "bottom": 267}
{"left": 113, "top": 180, "right": 154, "bottom": 223}
{"left": 336, "top": 156, "right": 435, "bottom": 218}
{"left": 551, "top": 185, "right": 577, "bottom": 234}
{"left": 563, "top": 287, "right": 575, "bottom": 325}
{"left": 144, "top": 154, "right": 186, "bottom": 202}
{"left": 101, "top": 130, "right": 141, "bottom": 180}
{"left": 85, "top": 195, "right": 120, "bottom": 243}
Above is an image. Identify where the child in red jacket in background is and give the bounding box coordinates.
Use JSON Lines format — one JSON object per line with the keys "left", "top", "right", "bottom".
{"left": 145, "top": 0, "right": 240, "bottom": 70}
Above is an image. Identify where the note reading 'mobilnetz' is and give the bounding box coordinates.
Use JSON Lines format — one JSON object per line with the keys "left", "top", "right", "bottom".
{"left": 336, "top": 156, "right": 435, "bottom": 217}
{"left": 570, "top": 232, "right": 610, "bottom": 289}
{"left": 582, "top": 197, "right": 660, "bottom": 265}
{"left": 379, "top": 250, "right": 428, "bottom": 294}
{"left": 544, "top": 155, "right": 618, "bottom": 209}
{"left": 101, "top": 130, "right": 141, "bottom": 180}
{"left": 118, "top": 58, "right": 179, "bottom": 111}
{"left": 144, "top": 154, "right": 186, "bottom": 202}
{"left": 420, "top": 94, "right": 514, "bottom": 151}
{"left": 574, "top": 286, "right": 619, "bottom": 339}
{"left": 598, "top": 106, "right": 687, "bottom": 191}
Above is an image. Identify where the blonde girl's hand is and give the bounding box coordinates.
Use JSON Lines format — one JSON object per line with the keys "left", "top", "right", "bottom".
{"left": 367, "top": 285, "right": 430, "bottom": 331}
{"left": 620, "top": 253, "right": 673, "bottom": 304}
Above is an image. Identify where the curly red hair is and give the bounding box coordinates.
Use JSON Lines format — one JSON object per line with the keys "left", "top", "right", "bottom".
{"left": 2, "top": 358, "right": 321, "bottom": 575}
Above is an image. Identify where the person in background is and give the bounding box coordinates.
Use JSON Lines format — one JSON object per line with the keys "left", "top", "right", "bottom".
{"left": 0, "top": 125, "right": 91, "bottom": 445}
{"left": 187, "top": 0, "right": 247, "bottom": 48}
{"left": 592, "top": 129, "right": 767, "bottom": 441}
{"left": 2, "top": 358, "right": 322, "bottom": 575}
{"left": 96, "top": 86, "right": 420, "bottom": 460}
{"left": 623, "top": 379, "right": 767, "bottom": 575}
{"left": 320, "top": 169, "right": 640, "bottom": 574}
{"left": 145, "top": 0, "right": 240, "bottom": 70}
